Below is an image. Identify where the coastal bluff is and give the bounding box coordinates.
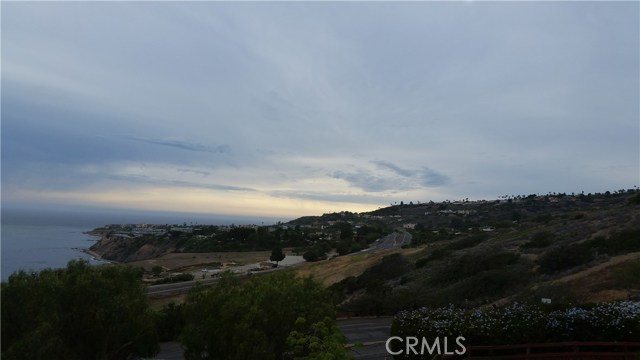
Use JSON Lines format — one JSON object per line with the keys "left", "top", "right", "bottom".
{"left": 88, "top": 229, "right": 173, "bottom": 263}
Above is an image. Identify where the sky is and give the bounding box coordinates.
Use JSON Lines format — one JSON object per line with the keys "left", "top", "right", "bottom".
{"left": 2, "top": 1, "right": 639, "bottom": 220}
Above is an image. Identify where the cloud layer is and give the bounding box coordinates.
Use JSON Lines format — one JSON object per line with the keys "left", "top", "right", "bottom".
{"left": 2, "top": 2, "right": 638, "bottom": 219}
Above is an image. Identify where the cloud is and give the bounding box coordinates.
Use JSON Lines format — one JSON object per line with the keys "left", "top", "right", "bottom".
{"left": 332, "top": 162, "right": 451, "bottom": 193}
{"left": 332, "top": 169, "right": 391, "bottom": 193}
{"left": 177, "top": 168, "right": 212, "bottom": 177}
{"left": 270, "top": 190, "right": 388, "bottom": 205}
{"left": 420, "top": 167, "right": 451, "bottom": 187}
{"left": 372, "top": 160, "right": 416, "bottom": 177}
{"left": 128, "top": 136, "right": 230, "bottom": 154}
{"left": 1, "top": 2, "right": 637, "bottom": 217}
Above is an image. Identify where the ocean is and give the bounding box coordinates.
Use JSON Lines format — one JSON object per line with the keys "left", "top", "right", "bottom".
{"left": 1, "top": 206, "right": 282, "bottom": 281}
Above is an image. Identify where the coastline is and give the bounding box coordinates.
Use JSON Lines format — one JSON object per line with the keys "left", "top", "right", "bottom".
{"left": 77, "top": 247, "right": 115, "bottom": 264}
{"left": 2, "top": 224, "right": 111, "bottom": 280}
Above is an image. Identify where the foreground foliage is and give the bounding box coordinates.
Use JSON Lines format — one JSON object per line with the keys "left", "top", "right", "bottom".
{"left": 391, "top": 301, "right": 640, "bottom": 355}
{"left": 180, "top": 271, "right": 352, "bottom": 360}
{"left": 1, "top": 260, "right": 158, "bottom": 360}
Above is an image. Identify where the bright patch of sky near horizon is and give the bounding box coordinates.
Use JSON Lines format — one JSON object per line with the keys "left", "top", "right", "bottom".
{"left": 2, "top": 2, "right": 639, "bottom": 220}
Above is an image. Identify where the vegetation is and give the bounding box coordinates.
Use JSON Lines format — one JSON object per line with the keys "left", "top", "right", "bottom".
{"left": 1, "top": 260, "right": 158, "bottom": 360}
{"left": 180, "top": 272, "right": 351, "bottom": 360}
{"left": 537, "top": 228, "right": 640, "bottom": 275}
{"left": 318, "top": 190, "right": 640, "bottom": 316}
{"left": 152, "top": 273, "right": 195, "bottom": 285}
{"left": 3, "top": 188, "right": 640, "bottom": 358}
{"left": 391, "top": 301, "right": 640, "bottom": 356}
{"left": 2, "top": 262, "right": 353, "bottom": 359}
{"left": 270, "top": 246, "right": 286, "bottom": 267}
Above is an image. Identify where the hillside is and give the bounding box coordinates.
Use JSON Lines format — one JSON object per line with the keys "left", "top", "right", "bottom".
{"left": 293, "top": 190, "right": 640, "bottom": 315}
{"left": 87, "top": 189, "right": 640, "bottom": 313}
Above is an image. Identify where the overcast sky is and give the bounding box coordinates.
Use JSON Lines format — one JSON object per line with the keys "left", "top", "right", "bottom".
{"left": 2, "top": 1, "right": 638, "bottom": 219}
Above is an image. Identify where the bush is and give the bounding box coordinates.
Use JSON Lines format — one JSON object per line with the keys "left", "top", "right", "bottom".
{"left": 522, "top": 231, "right": 554, "bottom": 249}
{"left": 602, "top": 229, "right": 640, "bottom": 254}
{"left": 303, "top": 249, "right": 322, "bottom": 262}
{"left": 429, "top": 251, "right": 521, "bottom": 286}
{"left": 155, "top": 302, "right": 185, "bottom": 341}
{"left": 357, "top": 254, "right": 409, "bottom": 286}
{"left": 152, "top": 273, "right": 195, "bottom": 285}
{"left": 537, "top": 244, "right": 593, "bottom": 275}
{"left": 391, "top": 301, "right": 640, "bottom": 355}
{"left": 447, "top": 233, "right": 489, "bottom": 251}
{"left": 612, "top": 260, "right": 640, "bottom": 288}
{"left": 180, "top": 272, "right": 350, "bottom": 360}
{"left": 415, "top": 257, "right": 430, "bottom": 269}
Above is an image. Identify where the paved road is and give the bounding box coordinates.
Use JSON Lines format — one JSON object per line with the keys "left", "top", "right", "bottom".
{"left": 338, "top": 317, "right": 394, "bottom": 360}
{"left": 149, "top": 233, "right": 409, "bottom": 298}
{"left": 147, "top": 265, "right": 286, "bottom": 298}
{"left": 358, "top": 231, "right": 412, "bottom": 254}
{"left": 147, "top": 277, "right": 219, "bottom": 298}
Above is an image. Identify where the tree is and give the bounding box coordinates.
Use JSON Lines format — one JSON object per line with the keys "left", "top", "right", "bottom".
{"left": 303, "top": 248, "right": 321, "bottom": 262}
{"left": 270, "top": 246, "right": 286, "bottom": 267}
{"left": 152, "top": 265, "right": 163, "bottom": 277}
{"left": 180, "top": 272, "right": 348, "bottom": 360}
{"left": 1, "top": 260, "right": 158, "bottom": 360}
{"left": 286, "top": 317, "right": 354, "bottom": 360}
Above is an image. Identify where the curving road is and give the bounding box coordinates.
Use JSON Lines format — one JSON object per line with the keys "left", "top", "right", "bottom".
{"left": 357, "top": 231, "right": 412, "bottom": 254}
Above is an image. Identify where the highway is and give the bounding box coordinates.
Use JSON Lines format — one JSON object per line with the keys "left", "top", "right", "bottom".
{"left": 147, "top": 277, "right": 219, "bottom": 298}
{"left": 357, "top": 231, "right": 412, "bottom": 254}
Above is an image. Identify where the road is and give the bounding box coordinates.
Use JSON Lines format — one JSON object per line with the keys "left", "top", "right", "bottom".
{"left": 147, "top": 263, "right": 292, "bottom": 298}
{"left": 147, "top": 277, "right": 219, "bottom": 298}
{"left": 149, "top": 233, "right": 410, "bottom": 298}
{"left": 338, "top": 317, "right": 394, "bottom": 360}
{"left": 357, "top": 231, "right": 412, "bottom": 254}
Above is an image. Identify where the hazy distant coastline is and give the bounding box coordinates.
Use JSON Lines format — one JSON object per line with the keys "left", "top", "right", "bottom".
{"left": 1, "top": 207, "right": 283, "bottom": 280}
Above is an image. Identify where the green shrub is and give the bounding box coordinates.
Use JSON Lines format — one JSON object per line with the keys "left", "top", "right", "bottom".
{"left": 419, "top": 247, "right": 452, "bottom": 265}
{"left": 415, "top": 257, "right": 430, "bottom": 269}
{"left": 613, "top": 260, "right": 640, "bottom": 288}
{"left": 355, "top": 254, "right": 410, "bottom": 290}
{"left": 537, "top": 244, "right": 594, "bottom": 274}
{"left": 152, "top": 273, "right": 195, "bottom": 285}
{"left": 429, "top": 251, "right": 521, "bottom": 286}
{"left": 1, "top": 260, "right": 158, "bottom": 359}
{"left": 155, "top": 302, "right": 185, "bottom": 341}
{"left": 522, "top": 231, "right": 554, "bottom": 249}
{"left": 181, "top": 272, "right": 349, "bottom": 360}
{"left": 447, "top": 233, "right": 489, "bottom": 251}
{"left": 391, "top": 301, "right": 640, "bottom": 355}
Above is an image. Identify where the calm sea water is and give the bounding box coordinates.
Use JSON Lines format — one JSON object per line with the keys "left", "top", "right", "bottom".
{"left": 1, "top": 222, "right": 102, "bottom": 281}
{"left": 1, "top": 207, "right": 282, "bottom": 281}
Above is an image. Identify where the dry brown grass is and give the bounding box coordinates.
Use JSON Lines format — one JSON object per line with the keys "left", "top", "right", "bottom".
{"left": 128, "top": 250, "right": 275, "bottom": 272}
{"left": 547, "top": 252, "right": 640, "bottom": 302}
{"left": 294, "top": 247, "right": 423, "bottom": 287}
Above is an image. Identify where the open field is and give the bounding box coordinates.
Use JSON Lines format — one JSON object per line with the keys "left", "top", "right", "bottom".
{"left": 128, "top": 249, "right": 288, "bottom": 272}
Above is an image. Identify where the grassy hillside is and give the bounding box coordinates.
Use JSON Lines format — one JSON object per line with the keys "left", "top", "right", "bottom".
{"left": 294, "top": 190, "right": 640, "bottom": 315}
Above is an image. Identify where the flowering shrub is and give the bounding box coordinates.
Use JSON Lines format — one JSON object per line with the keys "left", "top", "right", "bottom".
{"left": 391, "top": 301, "right": 640, "bottom": 353}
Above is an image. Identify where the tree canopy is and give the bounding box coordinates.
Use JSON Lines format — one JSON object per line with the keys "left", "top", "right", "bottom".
{"left": 180, "top": 271, "right": 352, "bottom": 360}
{"left": 270, "top": 246, "right": 286, "bottom": 267}
{"left": 1, "top": 260, "right": 158, "bottom": 360}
